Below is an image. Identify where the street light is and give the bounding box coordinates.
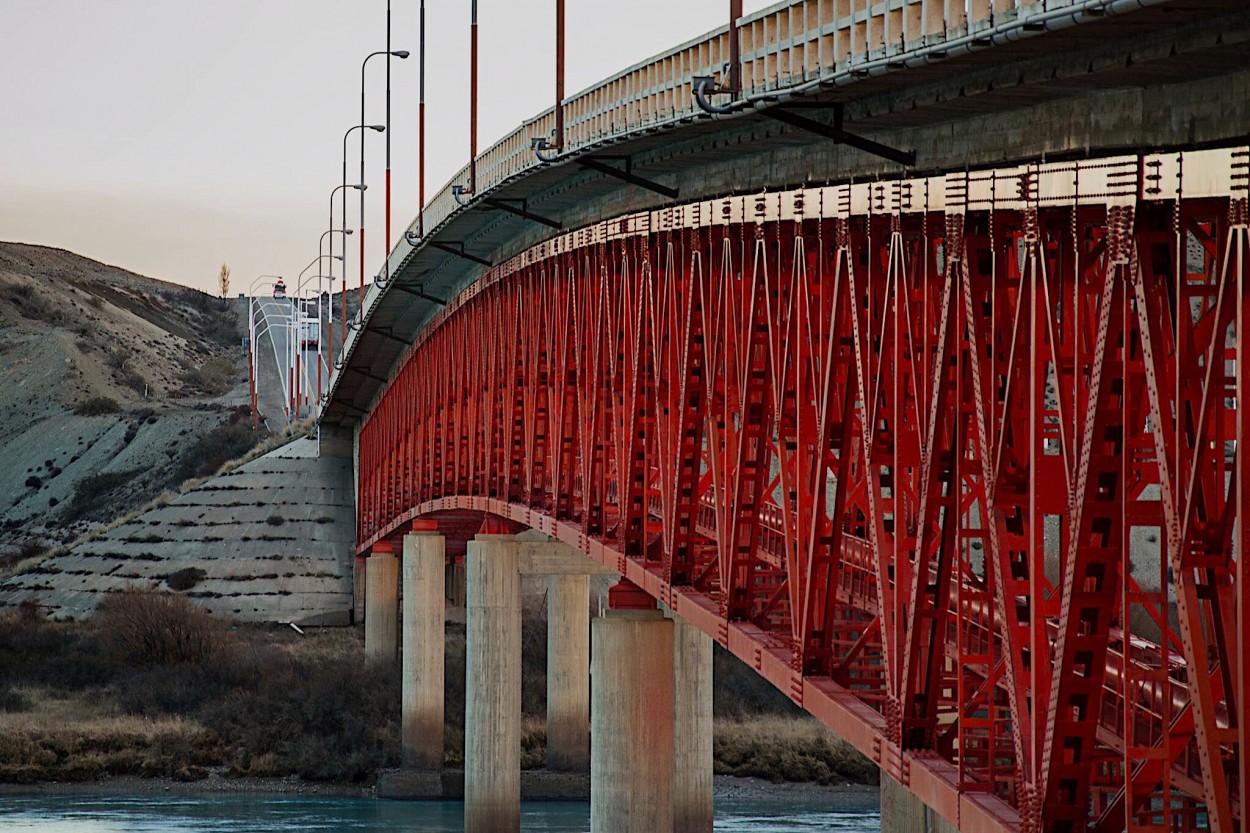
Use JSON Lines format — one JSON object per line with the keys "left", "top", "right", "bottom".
{"left": 248, "top": 281, "right": 298, "bottom": 424}
{"left": 247, "top": 275, "right": 284, "bottom": 430}
{"left": 296, "top": 254, "right": 341, "bottom": 412}
{"left": 292, "top": 279, "right": 329, "bottom": 418}
{"left": 297, "top": 251, "right": 345, "bottom": 390}
{"left": 328, "top": 183, "right": 366, "bottom": 355}
{"left": 342, "top": 123, "right": 385, "bottom": 317}
{"left": 361, "top": 48, "right": 408, "bottom": 293}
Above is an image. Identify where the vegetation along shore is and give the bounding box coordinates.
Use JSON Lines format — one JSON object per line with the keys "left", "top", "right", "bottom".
{"left": 0, "top": 591, "right": 876, "bottom": 790}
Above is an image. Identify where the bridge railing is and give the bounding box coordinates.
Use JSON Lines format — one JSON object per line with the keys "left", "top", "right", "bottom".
{"left": 351, "top": 0, "right": 1127, "bottom": 353}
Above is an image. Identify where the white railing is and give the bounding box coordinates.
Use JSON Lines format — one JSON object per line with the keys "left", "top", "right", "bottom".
{"left": 332, "top": 0, "right": 1168, "bottom": 410}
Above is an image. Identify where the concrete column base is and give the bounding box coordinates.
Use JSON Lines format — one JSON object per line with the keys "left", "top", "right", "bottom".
{"left": 591, "top": 609, "right": 674, "bottom": 833}
{"left": 352, "top": 556, "right": 366, "bottom": 624}
{"left": 546, "top": 573, "right": 590, "bottom": 772}
{"left": 447, "top": 557, "right": 467, "bottom": 608}
{"left": 880, "top": 773, "right": 958, "bottom": 833}
{"left": 402, "top": 530, "right": 445, "bottom": 770}
{"left": 464, "top": 535, "right": 522, "bottom": 833}
{"left": 671, "top": 616, "right": 713, "bottom": 833}
{"left": 364, "top": 545, "right": 398, "bottom": 661}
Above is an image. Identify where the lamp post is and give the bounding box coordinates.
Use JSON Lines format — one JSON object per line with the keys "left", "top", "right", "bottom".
{"left": 418, "top": 1, "right": 426, "bottom": 237}
{"left": 246, "top": 279, "right": 294, "bottom": 423}
{"left": 469, "top": 1, "right": 478, "bottom": 195}
{"left": 328, "top": 183, "right": 365, "bottom": 360}
{"left": 293, "top": 245, "right": 345, "bottom": 415}
{"left": 382, "top": 21, "right": 409, "bottom": 277}
{"left": 251, "top": 316, "right": 287, "bottom": 422}
{"left": 450, "top": 1, "right": 478, "bottom": 206}
{"left": 359, "top": 49, "right": 407, "bottom": 300}
{"left": 292, "top": 284, "right": 321, "bottom": 419}
{"left": 295, "top": 264, "right": 337, "bottom": 411}
{"left": 341, "top": 125, "right": 383, "bottom": 320}
{"left": 248, "top": 275, "right": 283, "bottom": 430}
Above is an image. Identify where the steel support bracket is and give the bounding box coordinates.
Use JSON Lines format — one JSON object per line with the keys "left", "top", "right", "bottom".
{"left": 390, "top": 282, "right": 448, "bottom": 306}
{"left": 763, "top": 103, "right": 915, "bottom": 166}
{"left": 481, "top": 197, "right": 562, "bottom": 230}
{"left": 344, "top": 366, "right": 389, "bottom": 384}
{"left": 363, "top": 326, "right": 410, "bottom": 345}
{"left": 578, "top": 156, "right": 678, "bottom": 199}
{"left": 429, "top": 241, "right": 493, "bottom": 268}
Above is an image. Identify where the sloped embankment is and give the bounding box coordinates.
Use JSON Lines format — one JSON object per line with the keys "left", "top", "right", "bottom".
{"left": 0, "top": 241, "right": 254, "bottom": 549}
{"left": 0, "top": 438, "right": 354, "bottom": 625}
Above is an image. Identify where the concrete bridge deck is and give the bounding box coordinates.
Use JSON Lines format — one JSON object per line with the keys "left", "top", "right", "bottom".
{"left": 318, "top": 2, "right": 1248, "bottom": 831}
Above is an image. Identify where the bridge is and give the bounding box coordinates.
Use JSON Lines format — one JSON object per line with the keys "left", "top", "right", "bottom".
{"left": 312, "top": 1, "right": 1250, "bottom": 831}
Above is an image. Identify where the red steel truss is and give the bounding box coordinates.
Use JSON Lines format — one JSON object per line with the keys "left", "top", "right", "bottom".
{"left": 357, "top": 148, "right": 1250, "bottom": 833}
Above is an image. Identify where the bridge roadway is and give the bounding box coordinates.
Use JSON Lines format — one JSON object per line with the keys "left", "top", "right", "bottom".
{"left": 317, "top": 2, "right": 1250, "bottom": 831}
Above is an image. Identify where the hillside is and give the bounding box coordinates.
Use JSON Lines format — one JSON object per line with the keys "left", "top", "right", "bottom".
{"left": 0, "top": 241, "right": 265, "bottom": 556}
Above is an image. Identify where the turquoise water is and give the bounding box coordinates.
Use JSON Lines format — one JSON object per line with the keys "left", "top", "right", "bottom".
{"left": 0, "top": 794, "right": 881, "bottom": 832}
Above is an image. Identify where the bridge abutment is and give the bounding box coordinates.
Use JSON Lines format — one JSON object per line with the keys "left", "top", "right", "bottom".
{"left": 364, "top": 542, "right": 398, "bottom": 661}
{"left": 464, "top": 535, "right": 523, "bottom": 833}
{"left": 401, "top": 528, "right": 445, "bottom": 770}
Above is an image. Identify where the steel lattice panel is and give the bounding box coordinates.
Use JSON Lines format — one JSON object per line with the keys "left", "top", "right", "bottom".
{"left": 357, "top": 147, "right": 1249, "bottom": 833}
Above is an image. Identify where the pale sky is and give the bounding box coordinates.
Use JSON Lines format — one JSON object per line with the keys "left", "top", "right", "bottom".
{"left": 1, "top": 1, "right": 772, "bottom": 295}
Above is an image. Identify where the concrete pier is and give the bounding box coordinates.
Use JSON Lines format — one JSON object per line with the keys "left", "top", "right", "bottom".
{"left": 671, "top": 616, "right": 714, "bottom": 832}
{"left": 364, "top": 543, "right": 398, "bottom": 661}
{"left": 590, "top": 609, "right": 674, "bottom": 833}
{"left": 464, "top": 535, "right": 522, "bottom": 833}
{"left": 880, "top": 774, "right": 957, "bottom": 833}
{"left": 402, "top": 529, "right": 445, "bottom": 770}
{"left": 546, "top": 573, "right": 590, "bottom": 772}
{"left": 353, "top": 556, "right": 366, "bottom": 624}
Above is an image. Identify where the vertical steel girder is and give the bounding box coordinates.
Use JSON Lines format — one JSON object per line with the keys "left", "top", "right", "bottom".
{"left": 357, "top": 149, "right": 1250, "bottom": 833}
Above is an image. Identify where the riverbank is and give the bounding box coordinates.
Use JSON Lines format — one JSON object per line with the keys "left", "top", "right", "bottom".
{"left": 0, "top": 592, "right": 875, "bottom": 790}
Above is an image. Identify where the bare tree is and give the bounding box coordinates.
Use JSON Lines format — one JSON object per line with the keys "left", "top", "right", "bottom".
{"left": 218, "top": 263, "right": 231, "bottom": 299}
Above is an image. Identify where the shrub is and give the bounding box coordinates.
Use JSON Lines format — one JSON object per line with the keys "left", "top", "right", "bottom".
{"left": 2, "top": 540, "right": 47, "bottom": 573}
{"left": 118, "top": 370, "right": 146, "bottom": 393}
{"left": 4, "top": 283, "right": 66, "bottom": 326}
{"left": 165, "top": 567, "right": 206, "bottom": 592}
{"left": 170, "top": 423, "right": 263, "bottom": 485}
{"left": 24, "top": 476, "right": 41, "bottom": 489}
{"left": 0, "top": 604, "right": 115, "bottom": 690}
{"left": 0, "top": 685, "right": 30, "bottom": 712}
{"left": 95, "top": 590, "right": 223, "bottom": 667}
{"left": 115, "top": 664, "right": 231, "bottom": 716}
{"left": 178, "top": 358, "right": 235, "bottom": 394}
{"left": 63, "top": 469, "right": 141, "bottom": 522}
{"left": 199, "top": 653, "right": 401, "bottom": 782}
{"left": 74, "top": 396, "right": 121, "bottom": 416}
{"left": 713, "top": 717, "right": 877, "bottom": 785}
{"left": 265, "top": 514, "right": 285, "bottom": 526}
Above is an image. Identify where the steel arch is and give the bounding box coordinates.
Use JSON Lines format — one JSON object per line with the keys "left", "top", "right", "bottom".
{"left": 358, "top": 148, "right": 1250, "bottom": 833}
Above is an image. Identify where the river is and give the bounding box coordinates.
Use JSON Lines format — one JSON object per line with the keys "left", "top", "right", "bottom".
{"left": 0, "top": 793, "right": 880, "bottom": 832}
